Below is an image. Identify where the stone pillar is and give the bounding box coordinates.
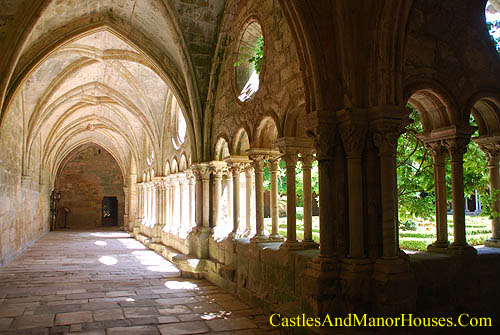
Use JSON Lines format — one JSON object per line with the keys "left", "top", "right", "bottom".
{"left": 178, "top": 174, "right": 187, "bottom": 235}
{"left": 128, "top": 175, "right": 137, "bottom": 232}
{"left": 268, "top": 157, "right": 283, "bottom": 240}
{"left": 188, "top": 172, "right": 195, "bottom": 229}
{"left": 281, "top": 152, "right": 301, "bottom": 250}
{"left": 123, "top": 186, "right": 129, "bottom": 231}
{"left": 245, "top": 164, "right": 254, "bottom": 236}
{"left": 190, "top": 163, "right": 211, "bottom": 259}
{"left": 340, "top": 122, "right": 367, "bottom": 258}
{"left": 476, "top": 142, "right": 500, "bottom": 247}
{"left": 372, "top": 121, "right": 407, "bottom": 259}
{"left": 225, "top": 172, "right": 233, "bottom": 228}
{"left": 300, "top": 151, "right": 318, "bottom": 248}
{"left": 152, "top": 178, "right": 162, "bottom": 243}
{"left": 443, "top": 135, "right": 477, "bottom": 255}
{"left": 134, "top": 183, "right": 142, "bottom": 235}
{"left": 210, "top": 162, "right": 225, "bottom": 229}
{"left": 226, "top": 158, "right": 250, "bottom": 238}
{"left": 171, "top": 176, "right": 179, "bottom": 234}
{"left": 249, "top": 154, "right": 268, "bottom": 242}
{"left": 164, "top": 177, "right": 171, "bottom": 232}
{"left": 425, "top": 141, "right": 449, "bottom": 250}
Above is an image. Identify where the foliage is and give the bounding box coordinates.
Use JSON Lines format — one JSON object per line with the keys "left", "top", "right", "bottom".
{"left": 263, "top": 160, "right": 319, "bottom": 206}
{"left": 397, "top": 105, "right": 490, "bottom": 221}
{"left": 486, "top": 20, "right": 500, "bottom": 52}
{"left": 234, "top": 35, "right": 264, "bottom": 75}
{"left": 398, "top": 220, "right": 417, "bottom": 232}
{"left": 249, "top": 35, "right": 264, "bottom": 74}
{"left": 397, "top": 106, "right": 435, "bottom": 220}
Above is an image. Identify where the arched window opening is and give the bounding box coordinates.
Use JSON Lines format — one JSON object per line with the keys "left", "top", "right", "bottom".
{"left": 486, "top": 1, "right": 500, "bottom": 52}
{"left": 235, "top": 21, "right": 264, "bottom": 102}
{"left": 397, "top": 102, "right": 491, "bottom": 253}
{"left": 171, "top": 98, "right": 187, "bottom": 150}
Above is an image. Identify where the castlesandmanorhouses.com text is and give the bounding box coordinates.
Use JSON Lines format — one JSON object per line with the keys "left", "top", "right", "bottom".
{"left": 269, "top": 313, "right": 492, "bottom": 328}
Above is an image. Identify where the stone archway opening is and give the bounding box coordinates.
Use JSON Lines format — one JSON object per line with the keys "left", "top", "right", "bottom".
{"left": 54, "top": 144, "right": 125, "bottom": 230}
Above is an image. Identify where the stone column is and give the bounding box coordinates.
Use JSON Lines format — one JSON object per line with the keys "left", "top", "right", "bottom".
{"left": 281, "top": 152, "right": 301, "bottom": 250}
{"left": 268, "top": 157, "right": 283, "bottom": 240}
{"left": 300, "top": 152, "right": 317, "bottom": 248}
{"left": 476, "top": 142, "right": 500, "bottom": 247}
{"left": 425, "top": 141, "right": 449, "bottom": 250}
{"left": 178, "top": 174, "right": 187, "bottom": 235}
{"left": 188, "top": 172, "right": 195, "bottom": 229}
{"left": 164, "top": 177, "right": 171, "bottom": 232}
{"left": 340, "top": 122, "right": 367, "bottom": 258}
{"left": 372, "top": 120, "right": 408, "bottom": 259}
{"left": 171, "top": 176, "right": 179, "bottom": 234}
{"left": 249, "top": 155, "right": 268, "bottom": 242}
{"left": 210, "top": 162, "right": 225, "bottom": 229}
{"left": 123, "top": 186, "right": 129, "bottom": 231}
{"left": 230, "top": 164, "right": 242, "bottom": 236}
{"left": 128, "top": 175, "right": 137, "bottom": 232}
{"left": 189, "top": 163, "right": 211, "bottom": 259}
{"left": 152, "top": 179, "right": 162, "bottom": 243}
{"left": 245, "top": 164, "right": 254, "bottom": 235}
{"left": 225, "top": 171, "right": 233, "bottom": 228}
{"left": 443, "top": 136, "right": 477, "bottom": 255}
{"left": 135, "top": 183, "right": 142, "bottom": 233}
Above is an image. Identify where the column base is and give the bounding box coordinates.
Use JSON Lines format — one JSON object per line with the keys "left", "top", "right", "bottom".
{"left": 269, "top": 233, "right": 284, "bottom": 241}
{"left": 301, "top": 240, "right": 319, "bottom": 249}
{"left": 448, "top": 243, "right": 478, "bottom": 256}
{"left": 341, "top": 257, "right": 373, "bottom": 273}
{"left": 372, "top": 257, "right": 416, "bottom": 315}
{"left": 303, "top": 256, "right": 339, "bottom": 293}
{"left": 426, "top": 240, "right": 450, "bottom": 253}
{"left": 250, "top": 234, "right": 269, "bottom": 243}
{"left": 189, "top": 227, "right": 211, "bottom": 259}
{"left": 279, "top": 240, "right": 302, "bottom": 250}
{"left": 485, "top": 238, "right": 500, "bottom": 248}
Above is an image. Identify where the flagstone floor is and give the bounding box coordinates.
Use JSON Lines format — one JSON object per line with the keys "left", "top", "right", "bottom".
{"left": 0, "top": 229, "right": 281, "bottom": 334}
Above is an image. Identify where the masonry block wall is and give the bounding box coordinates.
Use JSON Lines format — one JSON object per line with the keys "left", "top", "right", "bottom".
{"left": 0, "top": 94, "right": 49, "bottom": 267}
{"left": 56, "top": 145, "right": 124, "bottom": 229}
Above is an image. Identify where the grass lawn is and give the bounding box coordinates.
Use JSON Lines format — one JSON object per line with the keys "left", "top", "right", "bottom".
{"left": 265, "top": 214, "right": 492, "bottom": 252}
{"left": 399, "top": 215, "right": 491, "bottom": 251}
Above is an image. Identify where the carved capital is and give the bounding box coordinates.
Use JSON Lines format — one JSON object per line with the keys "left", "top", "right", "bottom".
{"left": 339, "top": 122, "right": 367, "bottom": 158}
{"left": 299, "top": 152, "right": 315, "bottom": 169}
{"left": 442, "top": 136, "right": 470, "bottom": 161}
{"left": 250, "top": 156, "right": 266, "bottom": 173}
{"left": 282, "top": 152, "right": 298, "bottom": 169}
{"left": 268, "top": 157, "right": 280, "bottom": 172}
{"left": 477, "top": 142, "right": 500, "bottom": 166}
{"left": 423, "top": 140, "right": 446, "bottom": 158}
{"left": 371, "top": 121, "right": 408, "bottom": 156}
{"left": 192, "top": 163, "right": 211, "bottom": 180}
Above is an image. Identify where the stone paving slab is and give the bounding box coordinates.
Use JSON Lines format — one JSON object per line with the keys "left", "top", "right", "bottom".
{"left": 0, "top": 229, "right": 277, "bottom": 334}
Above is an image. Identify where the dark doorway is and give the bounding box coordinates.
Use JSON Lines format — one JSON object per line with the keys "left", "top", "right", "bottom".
{"left": 102, "top": 197, "right": 118, "bottom": 226}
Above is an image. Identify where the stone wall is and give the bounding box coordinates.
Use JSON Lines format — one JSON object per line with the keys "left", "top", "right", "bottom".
{"left": 0, "top": 94, "right": 49, "bottom": 267}
{"left": 55, "top": 145, "right": 124, "bottom": 229}
{"left": 208, "top": 0, "right": 305, "bottom": 154}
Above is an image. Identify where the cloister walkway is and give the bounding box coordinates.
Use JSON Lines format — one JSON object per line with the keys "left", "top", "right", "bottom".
{"left": 0, "top": 229, "right": 277, "bottom": 334}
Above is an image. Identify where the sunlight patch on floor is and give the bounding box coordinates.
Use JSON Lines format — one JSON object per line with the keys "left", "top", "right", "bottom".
{"left": 165, "top": 280, "right": 199, "bottom": 290}
{"left": 98, "top": 255, "right": 118, "bottom": 265}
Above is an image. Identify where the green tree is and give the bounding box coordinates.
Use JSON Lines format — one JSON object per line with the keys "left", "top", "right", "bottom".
{"left": 397, "top": 105, "right": 490, "bottom": 221}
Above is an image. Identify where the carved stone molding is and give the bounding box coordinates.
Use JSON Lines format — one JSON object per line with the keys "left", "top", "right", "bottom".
{"left": 299, "top": 111, "right": 337, "bottom": 160}
{"left": 442, "top": 136, "right": 470, "bottom": 161}
{"left": 422, "top": 140, "right": 446, "bottom": 158}
{"left": 371, "top": 121, "right": 408, "bottom": 155}
{"left": 339, "top": 122, "right": 368, "bottom": 158}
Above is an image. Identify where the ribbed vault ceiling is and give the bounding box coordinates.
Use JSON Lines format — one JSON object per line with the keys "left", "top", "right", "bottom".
{"left": 20, "top": 28, "right": 174, "bottom": 183}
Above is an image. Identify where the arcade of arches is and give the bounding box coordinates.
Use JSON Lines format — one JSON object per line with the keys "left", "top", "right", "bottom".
{"left": 2, "top": 0, "right": 500, "bottom": 332}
